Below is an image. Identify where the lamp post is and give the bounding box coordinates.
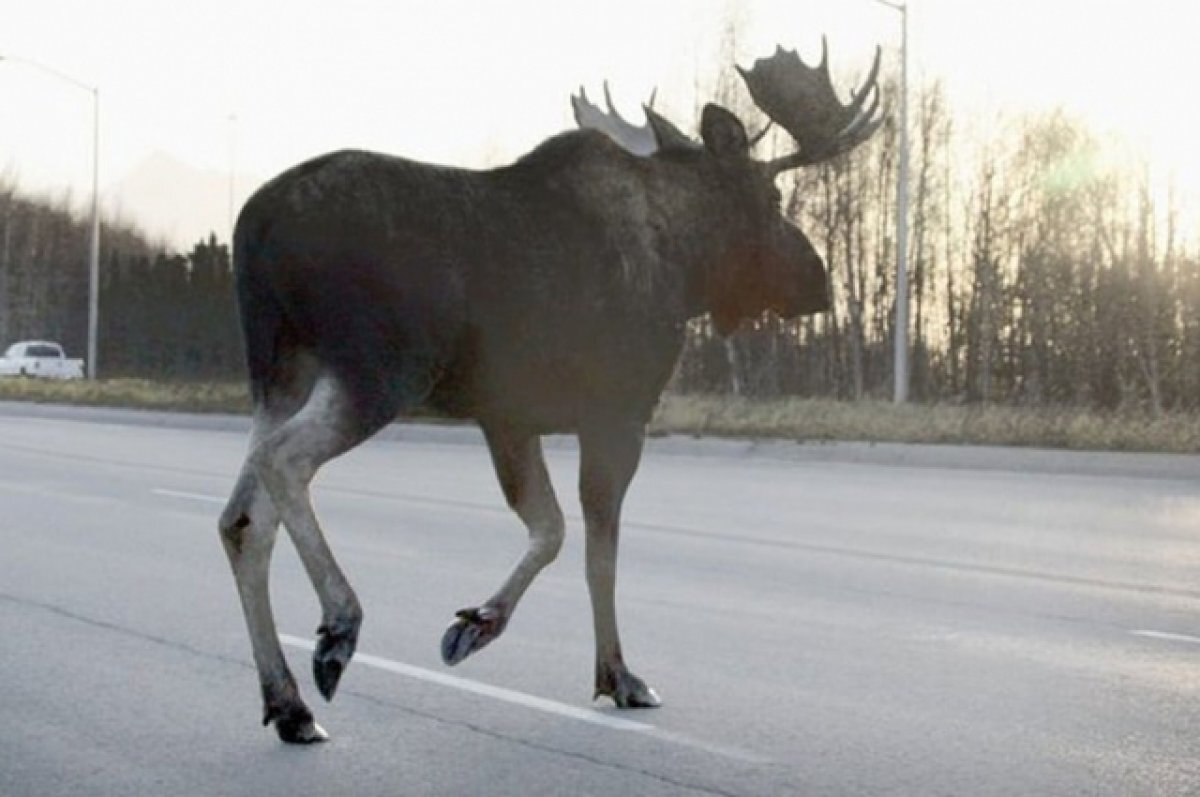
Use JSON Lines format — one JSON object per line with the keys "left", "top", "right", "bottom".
{"left": 0, "top": 55, "right": 101, "bottom": 379}
{"left": 869, "top": 0, "right": 909, "bottom": 403}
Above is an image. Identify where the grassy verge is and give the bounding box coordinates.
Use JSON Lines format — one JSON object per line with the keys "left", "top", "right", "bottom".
{"left": 651, "top": 395, "right": 1200, "bottom": 454}
{"left": 2, "top": 378, "right": 1197, "bottom": 454}
{"left": 0, "top": 378, "right": 250, "bottom": 414}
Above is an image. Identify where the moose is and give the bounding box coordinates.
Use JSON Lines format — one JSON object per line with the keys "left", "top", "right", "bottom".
{"left": 219, "top": 40, "right": 882, "bottom": 743}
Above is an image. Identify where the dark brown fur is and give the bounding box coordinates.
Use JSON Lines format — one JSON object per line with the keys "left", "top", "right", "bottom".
{"left": 221, "top": 105, "right": 831, "bottom": 742}
{"left": 234, "top": 116, "right": 827, "bottom": 435}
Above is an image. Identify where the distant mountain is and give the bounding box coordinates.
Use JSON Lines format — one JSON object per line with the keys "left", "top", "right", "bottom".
{"left": 107, "top": 152, "right": 261, "bottom": 251}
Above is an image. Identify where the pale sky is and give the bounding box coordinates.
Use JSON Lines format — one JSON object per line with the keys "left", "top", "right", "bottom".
{"left": 3, "top": 0, "right": 1199, "bottom": 247}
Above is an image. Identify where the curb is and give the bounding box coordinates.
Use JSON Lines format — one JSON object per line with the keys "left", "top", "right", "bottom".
{"left": 1, "top": 400, "right": 1196, "bottom": 482}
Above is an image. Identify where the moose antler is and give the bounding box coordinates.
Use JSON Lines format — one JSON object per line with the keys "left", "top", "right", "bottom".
{"left": 571, "top": 82, "right": 694, "bottom": 155}
{"left": 571, "top": 82, "right": 658, "bottom": 156}
{"left": 738, "top": 38, "right": 883, "bottom": 174}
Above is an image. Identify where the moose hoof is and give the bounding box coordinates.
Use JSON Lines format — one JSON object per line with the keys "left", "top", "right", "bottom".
{"left": 277, "top": 717, "right": 329, "bottom": 745}
{"left": 596, "top": 665, "right": 662, "bottom": 709}
{"left": 265, "top": 702, "right": 329, "bottom": 744}
{"left": 313, "top": 620, "right": 360, "bottom": 702}
{"left": 441, "top": 605, "right": 507, "bottom": 666}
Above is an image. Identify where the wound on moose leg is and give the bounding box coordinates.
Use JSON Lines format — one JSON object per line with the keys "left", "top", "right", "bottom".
{"left": 220, "top": 513, "right": 252, "bottom": 555}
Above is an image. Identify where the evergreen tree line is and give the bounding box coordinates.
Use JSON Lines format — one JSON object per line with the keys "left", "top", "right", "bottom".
{"left": 98, "top": 234, "right": 241, "bottom": 378}
{"left": 0, "top": 183, "right": 240, "bottom": 379}
{"left": 2, "top": 75, "right": 1199, "bottom": 412}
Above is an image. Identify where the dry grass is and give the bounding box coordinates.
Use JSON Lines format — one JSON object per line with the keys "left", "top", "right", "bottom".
{"left": 650, "top": 395, "right": 1200, "bottom": 454}
{"left": 2, "top": 378, "right": 1197, "bottom": 454}
{"left": 0, "top": 378, "right": 250, "bottom": 414}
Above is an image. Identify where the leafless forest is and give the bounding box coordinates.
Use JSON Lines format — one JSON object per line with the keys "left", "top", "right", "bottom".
{"left": 676, "top": 20, "right": 1199, "bottom": 413}
{"left": 1, "top": 48, "right": 1197, "bottom": 412}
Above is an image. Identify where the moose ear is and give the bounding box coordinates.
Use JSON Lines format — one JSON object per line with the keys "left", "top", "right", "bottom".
{"left": 700, "top": 104, "right": 749, "bottom": 158}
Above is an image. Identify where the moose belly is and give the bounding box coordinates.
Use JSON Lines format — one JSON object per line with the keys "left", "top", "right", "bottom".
{"left": 424, "top": 325, "right": 681, "bottom": 434}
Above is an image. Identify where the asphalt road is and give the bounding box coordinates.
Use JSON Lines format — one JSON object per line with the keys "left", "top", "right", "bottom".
{"left": 1, "top": 405, "right": 1199, "bottom": 796}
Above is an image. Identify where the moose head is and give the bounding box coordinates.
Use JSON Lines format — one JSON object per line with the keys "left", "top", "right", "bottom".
{"left": 572, "top": 39, "right": 883, "bottom": 333}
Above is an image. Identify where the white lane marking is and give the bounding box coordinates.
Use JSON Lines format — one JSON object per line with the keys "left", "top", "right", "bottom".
{"left": 153, "top": 488, "right": 225, "bottom": 504}
{"left": 1130, "top": 629, "right": 1200, "bottom": 646}
{"left": 279, "top": 634, "right": 770, "bottom": 763}
{"left": 279, "top": 633, "right": 651, "bottom": 732}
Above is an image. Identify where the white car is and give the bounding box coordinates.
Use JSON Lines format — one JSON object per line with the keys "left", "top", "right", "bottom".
{"left": 0, "top": 340, "right": 85, "bottom": 379}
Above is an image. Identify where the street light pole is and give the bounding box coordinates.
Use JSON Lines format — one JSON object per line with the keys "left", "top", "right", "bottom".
{"left": 870, "top": 0, "right": 910, "bottom": 403}
{"left": 86, "top": 85, "right": 100, "bottom": 380}
{"left": 227, "top": 114, "right": 237, "bottom": 248}
{"left": 0, "top": 55, "right": 101, "bottom": 379}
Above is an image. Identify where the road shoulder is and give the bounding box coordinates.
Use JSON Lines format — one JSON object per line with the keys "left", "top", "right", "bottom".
{"left": 1, "top": 399, "right": 1195, "bottom": 481}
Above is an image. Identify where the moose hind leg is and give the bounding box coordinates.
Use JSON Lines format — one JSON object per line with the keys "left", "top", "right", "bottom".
{"left": 220, "top": 450, "right": 327, "bottom": 743}
{"left": 441, "top": 423, "right": 565, "bottom": 665}
{"left": 251, "top": 373, "right": 394, "bottom": 705}
{"left": 579, "top": 420, "right": 660, "bottom": 708}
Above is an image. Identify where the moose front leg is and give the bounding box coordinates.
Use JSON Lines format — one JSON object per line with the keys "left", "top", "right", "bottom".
{"left": 578, "top": 419, "right": 661, "bottom": 708}
{"left": 442, "top": 424, "right": 565, "bottom": 665}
